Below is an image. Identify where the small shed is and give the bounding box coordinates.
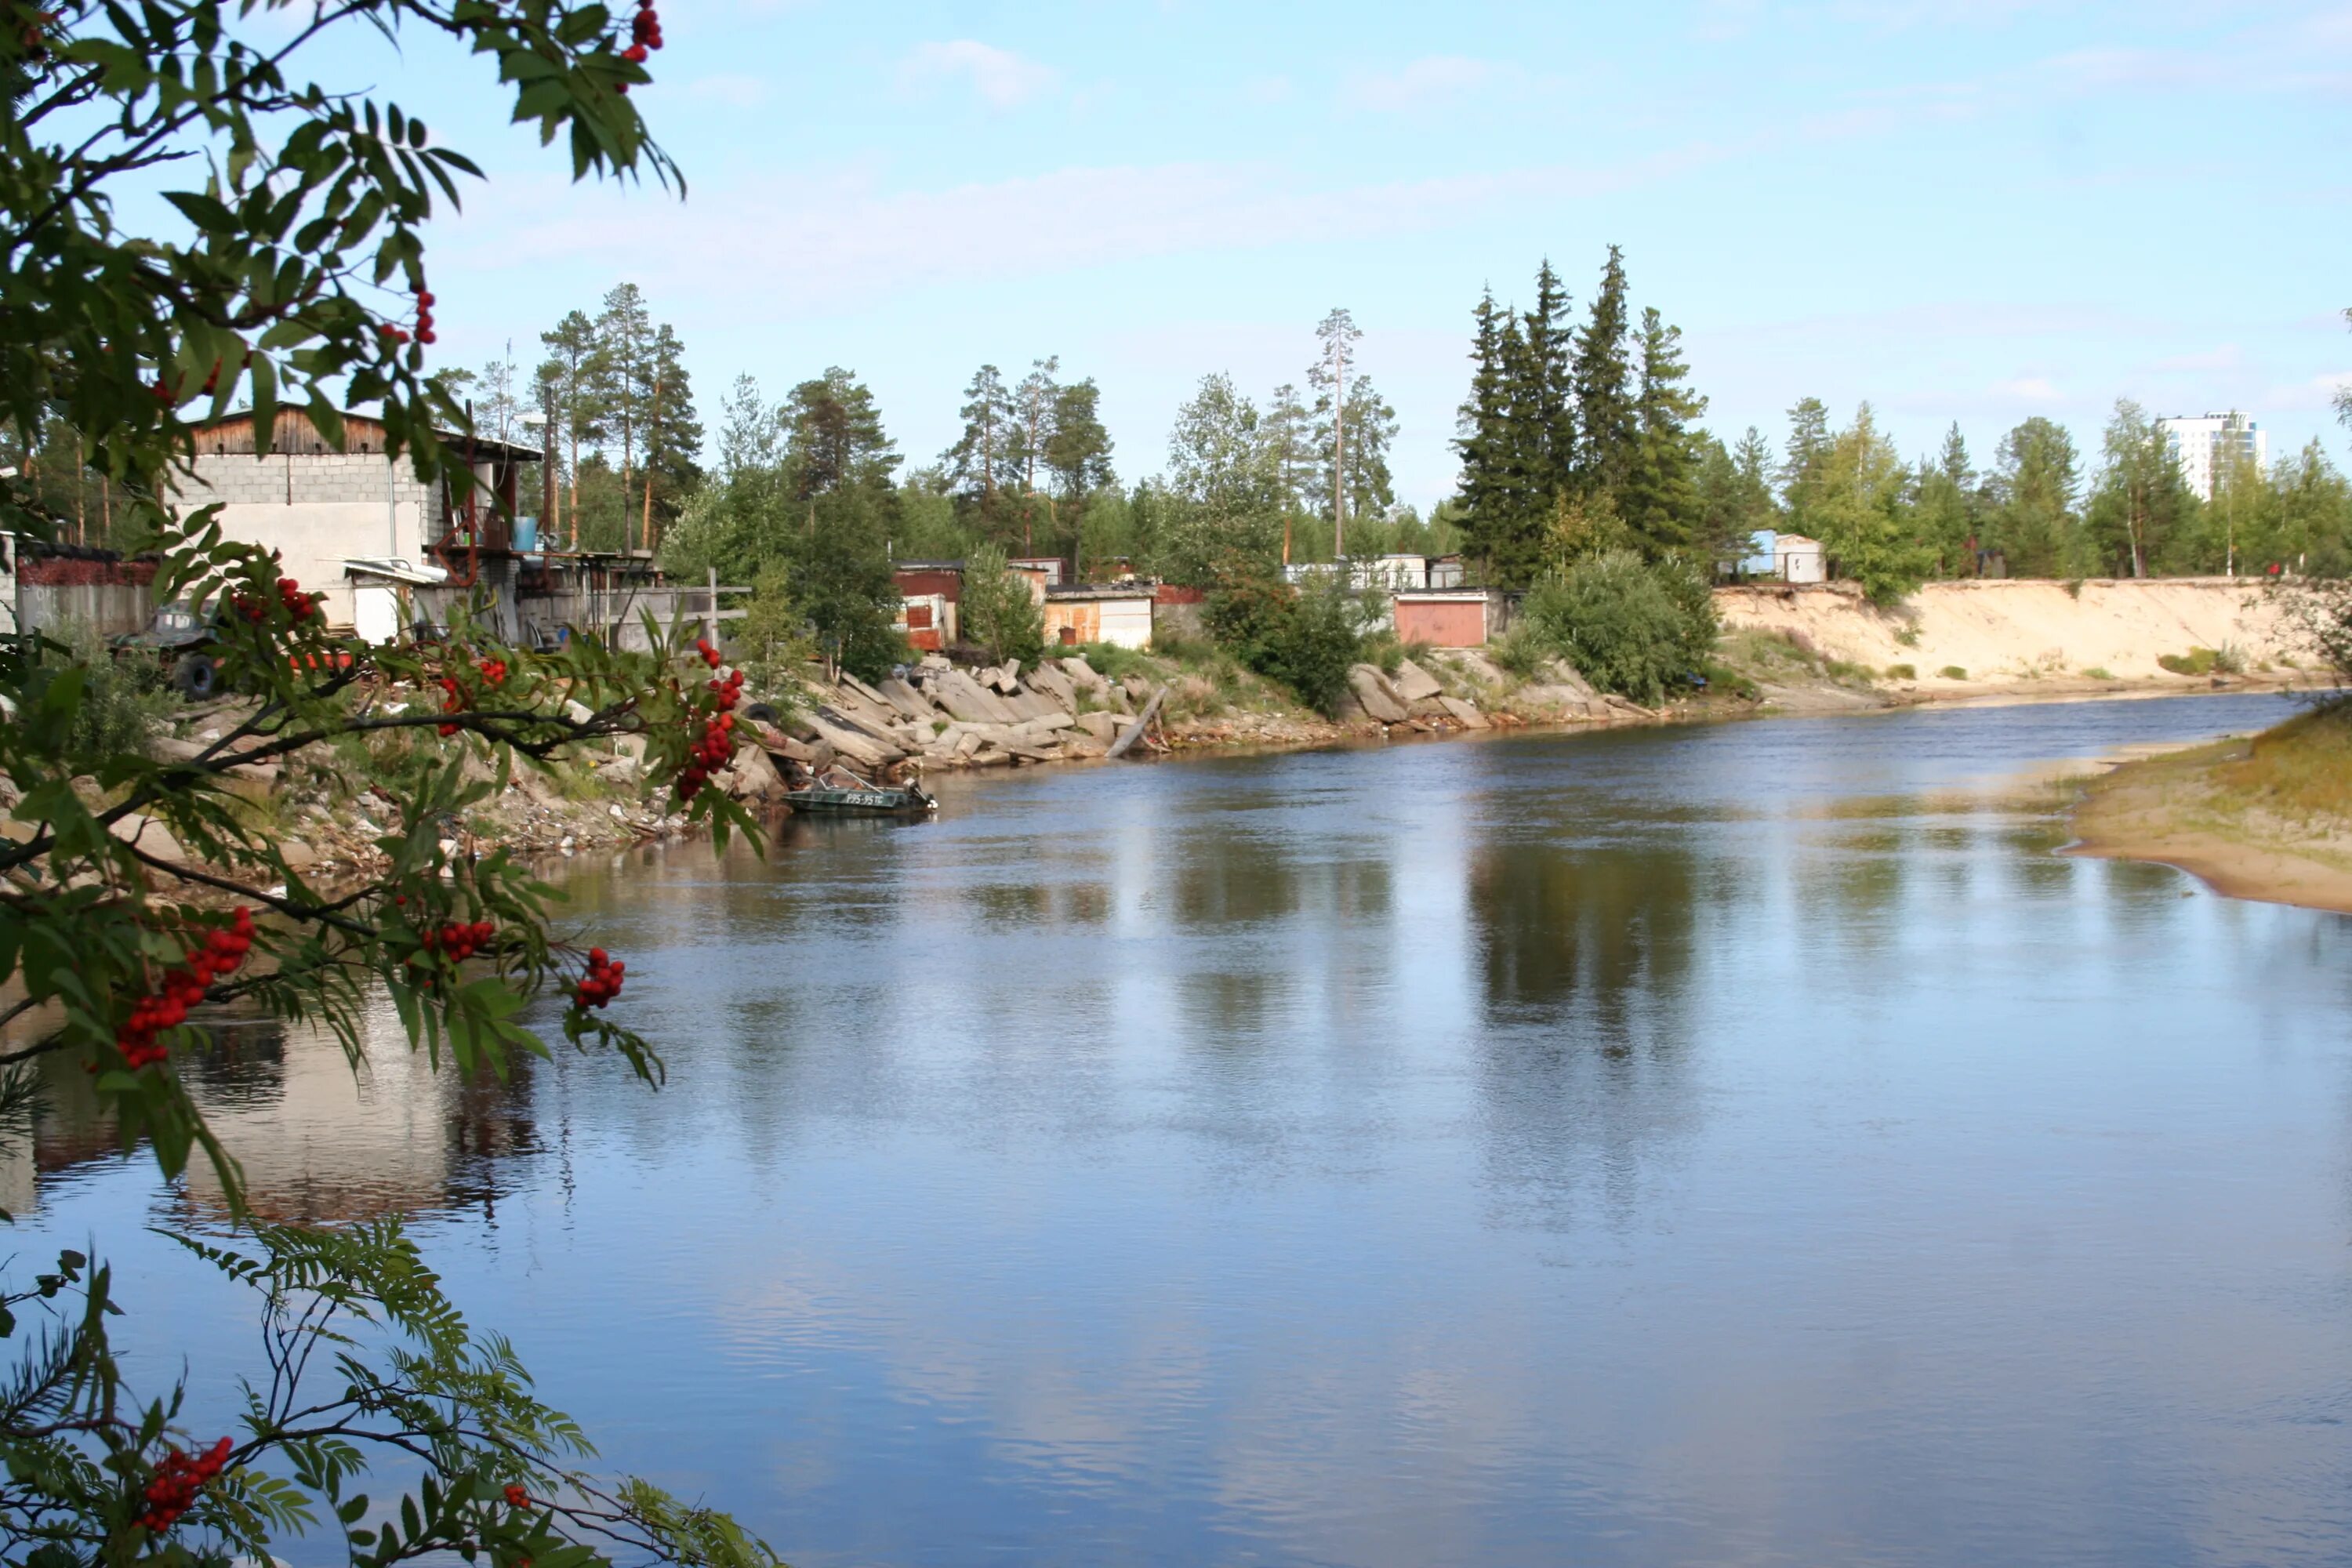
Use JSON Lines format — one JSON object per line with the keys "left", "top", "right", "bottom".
{"left": 1776, "top": 534, "right": 1825, "bottom": 584}
{"left": 1007, "top": 556, "right": 1065, "bottom": 587}
{"left": 1152, "top": 583, "right": 1206, "bottom": 643}
{"left": 1044, "top": 586, "right": 1154, "bottom": 649}
{"left": 897, "top": 593, "right": 949, "bottom": 652}
{"left": 1393, "top": 590, "right": 1490, "bottom": 648}
{"left": 893, "top": 561, "right": 964, "bottom": 645}
{"left": 1365, "top": 554, "right": 1428, "bottom": 592}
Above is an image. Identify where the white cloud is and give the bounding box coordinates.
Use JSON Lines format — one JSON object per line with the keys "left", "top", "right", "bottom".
{"left": 1992, "top": 376, "right": 2062, "bottom": 402}
{"left": 1340, "top": 56, "right": 1517, "bottom": 113}
{"left": 2261, "top": 372, "right": 2352, "bottom": 412}
{"left": 445, "top": 143, "right": 1728, "bottom": 316}
{"left": 898, "top": 40, "right": 1059, "bottom": 110}
{"left": 2150, "top": 345, "right": 2244, "bottom": 374}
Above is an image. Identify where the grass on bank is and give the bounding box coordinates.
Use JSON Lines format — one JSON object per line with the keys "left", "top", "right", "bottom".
{"left": 2210, "top": 700, "right": 2352, "bottom": 826}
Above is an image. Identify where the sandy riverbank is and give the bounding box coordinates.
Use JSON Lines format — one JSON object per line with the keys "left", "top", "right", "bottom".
{"left": 2066, "top": 702, "right": 2352, "bottom": 916}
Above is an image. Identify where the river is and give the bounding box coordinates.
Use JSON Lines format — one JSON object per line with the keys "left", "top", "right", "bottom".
{"left": 19, "top": 692, "right": 2352, "bottom": 1566}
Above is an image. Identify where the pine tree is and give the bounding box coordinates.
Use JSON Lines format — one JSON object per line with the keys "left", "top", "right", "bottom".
{"left": 593, "top": 282, "right": 654, "bottom": 548}
{"left": 785, "top": 368, "right": 898, "bottom": 499}
{"left": 1013, "top": 355, "right": 1061, "bottom": 506}
{"left": 472, "top": 343, "right": 523, "bottom": 446}
{"left": 1308, "top": 307, "right": 1363, "bottom": 557}
{"left": 1328, "top": 375, "right": 1398, "bottom": 535}
{"left": 1044, "top": 378, "right": 1115, "bottom": 569}
{"left": 535, "top": 310, "right": 605, "bottom": 549}
{"left": 1780, "top": 397, "right": 1832, "bottom": 531}
{"left": 943, "top": 364, "right": 1018, "bottom": 531}
{"left": 1620, "top": 307, "right": 1708, "bottom": 557}
{"left": 1263, "top": 382, "right": 1315, "bottom": 564}
{"left": 1573, "top": 245, "right": 1638, "bottom": 506}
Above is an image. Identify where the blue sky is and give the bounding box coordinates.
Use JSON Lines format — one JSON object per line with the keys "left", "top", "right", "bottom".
{"left": 379, "top": 1, "right": 2349, "bottom": 507}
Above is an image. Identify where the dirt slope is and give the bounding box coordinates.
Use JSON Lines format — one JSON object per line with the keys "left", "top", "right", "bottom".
{"left": 1715, "top": 578, "right": 2303, "bottom": 698}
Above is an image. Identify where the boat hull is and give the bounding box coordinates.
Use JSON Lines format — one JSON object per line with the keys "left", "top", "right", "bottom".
{"left": 783, "top": 786, "right": 936, "bottom": 816}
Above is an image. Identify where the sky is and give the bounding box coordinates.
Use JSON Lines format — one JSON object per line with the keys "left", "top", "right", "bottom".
{"left": 347, "top": 0, "right": 2350, "bottom": 509}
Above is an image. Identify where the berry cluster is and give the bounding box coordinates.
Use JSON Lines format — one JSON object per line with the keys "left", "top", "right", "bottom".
{"left": 575, "top": 947, "right": 625, "bottom": 1009}
{"left": 674, "top": 641, "right": 745, "bottom": 804}
{"left": 382, "top": 287, "right": 437, "bottom": 348}
{"left": 504, "top": 1484, "right": 533, "bottom": 1508}
{"left": 118, "top": 909, "right": 256, "bottom": 1070}
{"left": 478, "top": 656, "right": 509, "bottom": 685}
{"left": 437, "top": 673, "right": 466, "bottom": 737}
{"left": 136, "top": 1437, "right": 232, "bottom": 1534}
{"left": 231, "top": 576, "right": 318, "bottom": 625}
{"left": 419, "top": 920, "right": 496, "bottom": 963}
{"left": 624, "top": 0, "right": 662, "bottom": 60}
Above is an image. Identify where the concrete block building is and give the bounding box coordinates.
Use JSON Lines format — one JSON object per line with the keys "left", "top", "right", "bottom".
{"left": 169, "top": 410, "right": 537, "bottom": 638}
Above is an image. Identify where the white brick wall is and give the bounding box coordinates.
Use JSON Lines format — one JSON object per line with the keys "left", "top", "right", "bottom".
{"left": 172, "top": 452, "right": 444, "bottom": 561}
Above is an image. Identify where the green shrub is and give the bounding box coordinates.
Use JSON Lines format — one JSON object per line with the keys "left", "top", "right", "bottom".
{"left": 53, "top": 622, "right": 171, "bottom": 758}
{"left": 733, "top": 563, "right": 812, "bottom": 710}
{"left": 1824, "top": 658, "right": 1877, "bottom": 684}
{"left": 960, "top": 543, "right": 1047, "bottom": 666}
{"left": 1697, "top": 660, "right": 1761, "bottom": 701}
{"left": 1204, "top": 573, "right": 1363, "bottom": 717}
{"left": 1518, "top": 550, "right": 1715, "bottom": 706}
{"left": 1940, "top": 665, "right": 1969, "bottom": 681}
{"left": 1886, "top": 662, "right": 1917, "bottom": 681}
{"left": 1488, "top": 625, "right": 1545, "bottom": 678}
{"left": 1150, "top": 630, "right": 1214, "bottom": 665}
{"left": 1894, "top": 625, "right": 1922, "bottom": 648}
{"left": 2083, "top": 666, "right": 2115, "bottom": 681}
{"left": 2159, "top": 648, "right": 2220, "bottom": 677}
{"left": 2211, "top": 641, "right": 2247, "bottom": 676}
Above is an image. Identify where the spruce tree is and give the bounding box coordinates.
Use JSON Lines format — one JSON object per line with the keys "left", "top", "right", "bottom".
{"left": 1494, "top": 307, "right": 1553, "bottom": 583}
{"left": 1522, "top": 259, "right": 1576, "bottom": 501}
{"left": 1780, "top": 397, "right": 1832, "bottom": 531}
{"left": 1453, "top": 289, "right": 1517, "bottom": 582}
{"left": 1572, "top": 245, "right": 1637, "bottom": 506}
{"left": 637, "top": 322, "right": 701, "bottom": 546}
{"left": 1732, "top": 428, "right": 1778, "bottom": 524}
{"left": 1620, "top": 307, "right": 1708, "bottom": 557}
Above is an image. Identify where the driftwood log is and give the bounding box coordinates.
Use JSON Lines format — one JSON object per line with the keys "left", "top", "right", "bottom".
{"left": 1107, "top": 685, "right": 1167, "bottom": 760}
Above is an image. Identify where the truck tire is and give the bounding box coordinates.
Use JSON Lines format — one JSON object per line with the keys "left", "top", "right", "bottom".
{"left": 172, "top": 652, "right": 217, "bottom": 699}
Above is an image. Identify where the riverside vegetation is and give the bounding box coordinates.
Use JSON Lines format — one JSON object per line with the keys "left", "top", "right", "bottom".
{"left": 2070, "top": 576, "right": 2352, "bottom": 912}
{"left": 0, "top": 0, "right": 799, "bottom": 1560}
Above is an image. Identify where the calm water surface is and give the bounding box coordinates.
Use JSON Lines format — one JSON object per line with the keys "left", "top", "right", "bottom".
{"left": 23, "top": 692, "right": 2352, "bottom": 1567}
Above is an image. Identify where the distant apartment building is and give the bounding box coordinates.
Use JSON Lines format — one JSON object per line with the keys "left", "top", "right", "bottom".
{"left": 2157, "top": 412, "right": 2266, "bottom": 502}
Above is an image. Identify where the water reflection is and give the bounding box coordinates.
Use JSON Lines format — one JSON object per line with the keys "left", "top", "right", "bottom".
{"left": 18, "top": 693, "right": 2352, "bottom": 1568}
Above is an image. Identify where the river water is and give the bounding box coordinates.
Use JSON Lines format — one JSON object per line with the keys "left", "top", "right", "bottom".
{"left": 20, "top": 692, "right": 2352, "bottom": 1566}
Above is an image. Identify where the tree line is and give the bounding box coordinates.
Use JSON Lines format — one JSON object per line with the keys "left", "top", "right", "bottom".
{"left": 1444, "top": 249, "right": 2352, "bottom": 602}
